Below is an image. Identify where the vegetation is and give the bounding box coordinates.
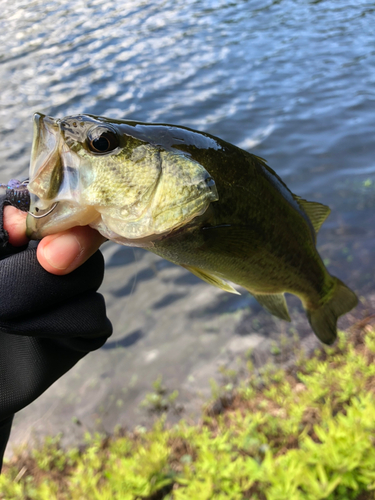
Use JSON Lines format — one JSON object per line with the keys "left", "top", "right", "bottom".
{"left": 2, "top": 325, "right": 375, "bottom": 499}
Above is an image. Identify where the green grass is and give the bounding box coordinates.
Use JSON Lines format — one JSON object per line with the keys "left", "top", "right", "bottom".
{"left": 2, "top": 326, "right": 375, "bottom": 500}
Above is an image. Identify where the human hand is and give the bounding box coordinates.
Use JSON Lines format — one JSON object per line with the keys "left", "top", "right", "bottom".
{"left": 3, "top": 206, "right": 107, "bottom": 275}
{"left": 0, "top": 202, "right": 112, "bottom": 427}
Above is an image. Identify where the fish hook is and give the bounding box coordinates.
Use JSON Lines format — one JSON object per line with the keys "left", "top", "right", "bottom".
{"left": 28, "top": 202, "right": 58, "bottom": 219}
{"left": 0, "top": 178, "right": 59, "bottom": 218}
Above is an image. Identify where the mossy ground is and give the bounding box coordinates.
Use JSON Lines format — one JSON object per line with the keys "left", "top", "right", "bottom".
{"left": 2, "top": 323, "right": 375, "bottom": 500}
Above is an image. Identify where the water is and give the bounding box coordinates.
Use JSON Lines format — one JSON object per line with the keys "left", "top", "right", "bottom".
{"left": 1, "top": 0, "right": 375, "bottom": 448}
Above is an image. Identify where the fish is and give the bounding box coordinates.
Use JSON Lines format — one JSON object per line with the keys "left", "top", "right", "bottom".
{"left": 26, "top": 113, "right": 358, "bottom": 345}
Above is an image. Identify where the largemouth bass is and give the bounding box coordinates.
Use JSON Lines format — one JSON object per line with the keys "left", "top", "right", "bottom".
{"left": 26, "top": 113, "right": 358, "bottom": 344}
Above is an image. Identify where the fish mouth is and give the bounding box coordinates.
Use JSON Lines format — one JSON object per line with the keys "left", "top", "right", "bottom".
{"left": 26, "top": 113, "right": 96, "bottom": 239}
{"left": 26, "top": 113, "right": 62, "bottom": 238}
{"left": 28, "top": 113, "right": 62, "bottom": 203}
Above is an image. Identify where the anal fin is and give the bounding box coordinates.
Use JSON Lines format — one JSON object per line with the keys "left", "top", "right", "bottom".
{"left": 252, "top": 293, "right": 291, "bottom": 321}
{"left": 182, "top": 265, "right": 240, "bottom": 295}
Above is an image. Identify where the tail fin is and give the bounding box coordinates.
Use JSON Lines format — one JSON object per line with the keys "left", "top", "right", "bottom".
{"left": 306, "top": 278, "right": 358, "bottom": 345}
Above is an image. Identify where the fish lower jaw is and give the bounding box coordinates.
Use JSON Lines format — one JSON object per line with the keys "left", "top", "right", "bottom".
{"left": 26, "top": 205, "right": 100, "bottom": 239}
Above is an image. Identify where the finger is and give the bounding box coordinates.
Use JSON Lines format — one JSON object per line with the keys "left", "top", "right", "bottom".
{"left": 3, "top": 206, "right": 28, "bottom": 246}
{"left": 37, "top": 226, "right": 107, "bottom": 275}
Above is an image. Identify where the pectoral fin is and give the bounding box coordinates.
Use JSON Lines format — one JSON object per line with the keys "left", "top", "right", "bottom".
{"left": 182, "top": 265, "right": 240, "bottom": 295}
{"left": 252, "top": 292, "right": 291, "bottom": 321}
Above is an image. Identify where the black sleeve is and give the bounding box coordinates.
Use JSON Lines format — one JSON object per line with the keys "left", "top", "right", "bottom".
{"left": 0, "top": 196, "right": 112, "bottom": 470}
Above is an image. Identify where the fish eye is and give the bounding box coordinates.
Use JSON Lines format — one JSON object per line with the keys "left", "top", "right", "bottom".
{"left": 87, "top": 127, "right": 119, "bottom": 154}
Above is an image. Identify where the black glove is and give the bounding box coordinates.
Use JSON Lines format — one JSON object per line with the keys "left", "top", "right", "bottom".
{"left": 0, "top": 195, "right": 112, "bottom": 469}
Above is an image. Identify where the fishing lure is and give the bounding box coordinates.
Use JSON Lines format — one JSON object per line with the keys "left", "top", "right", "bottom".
{"left": 0, "top": 179, "right": 30, "bottom": 212}
{"left": 0, "top": 178, "right": 57, "bottom": 218}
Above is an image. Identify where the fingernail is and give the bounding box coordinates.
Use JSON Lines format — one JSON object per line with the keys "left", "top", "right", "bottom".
{"left": 43, "top": 234, "right": 82, "bottom": 270}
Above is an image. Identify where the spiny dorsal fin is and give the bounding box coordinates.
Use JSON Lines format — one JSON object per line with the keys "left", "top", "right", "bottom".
{"left": 182, "top": 265, "right": 240, "bottom": 295}
{"left": 293, "top": 195, "right": 331, "bottom": 234}
{"left": 251, "top": 292, "right": 291, "bottom": 322}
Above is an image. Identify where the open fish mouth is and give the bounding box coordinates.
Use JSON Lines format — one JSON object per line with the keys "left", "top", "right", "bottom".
{"left": 26, "top": 113, "right": 100, "bottom": 238}
{"left": 29, "top": 114, "right": 62, "bottom": 204}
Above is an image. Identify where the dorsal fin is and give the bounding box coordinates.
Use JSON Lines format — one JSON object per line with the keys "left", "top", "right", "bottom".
{"left": 181, "top": 265, "right": 240, "bottom": 295}
{"left": 293, "top": 195, "right": 331, "bottom": 234}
